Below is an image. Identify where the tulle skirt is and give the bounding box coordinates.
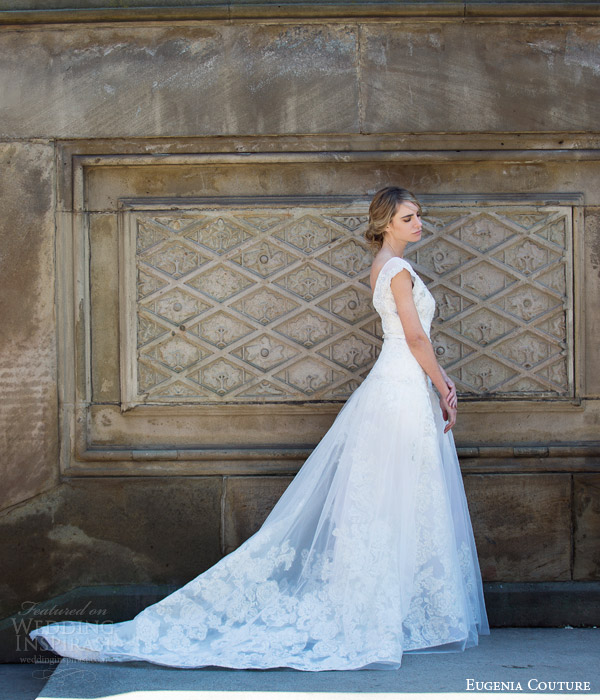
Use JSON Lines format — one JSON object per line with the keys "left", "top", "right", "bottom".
{"left": 30, "top": 337, "right": 489, "bottom": 671}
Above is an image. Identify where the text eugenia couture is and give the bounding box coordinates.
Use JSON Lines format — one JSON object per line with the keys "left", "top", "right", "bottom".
{"left": 466, "top": 679, "right": 591, "bottom": 692}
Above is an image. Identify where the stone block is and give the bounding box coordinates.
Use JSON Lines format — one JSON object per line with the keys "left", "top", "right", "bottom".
{"left": 90, "top": 214, "right": 120, "bottom": 403}
{"left": 0, "top": 141, "right": 58, "bottom": 511}
{"left": 83, "top": 159, "right": 600, "bottom": 213}
{"left": 484, "top": 582, "right": 600, "bottom": 627}
{"left": 574, "top": 475, "right": 600, "bottom": 580}
{"left": 584, "top": 209, "right": 600, "bottom": 396}
{"left": 0, "top": 24, "right": 359, "bottom": 139}
{"left": 87, "top": 404, "right": 337, "bottom": 450}
{"left": 223, "top": 476, "right": 292, "bottom": 552}
{"left": 0, "top": 477, "right": 222, "bottom": 619}
{"left": 464, "top": 474, "right": 571, "bottom": 581}
{"left": 361, "top": 22, "right": 600, "bottom": 133}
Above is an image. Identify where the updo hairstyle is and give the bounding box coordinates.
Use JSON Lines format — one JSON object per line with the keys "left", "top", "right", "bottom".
{"left": 364, "top": 186, "right": 422, "bottom": 252}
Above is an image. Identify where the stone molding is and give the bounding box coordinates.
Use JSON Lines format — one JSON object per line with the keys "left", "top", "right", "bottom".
{"left": 53, "top": 146, "right": 599, "bottom": 476}
{"left": 2, "top": 2, "right": 600, "bottom": 24}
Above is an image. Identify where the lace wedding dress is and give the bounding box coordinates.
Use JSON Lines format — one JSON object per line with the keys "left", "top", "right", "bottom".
{"left": 30, "top": 256, "right": 489, "bottom": 671}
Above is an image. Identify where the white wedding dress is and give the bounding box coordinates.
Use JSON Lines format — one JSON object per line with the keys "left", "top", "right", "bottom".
{"left": 30, "top": 256, "right": 489, "bottom": 671}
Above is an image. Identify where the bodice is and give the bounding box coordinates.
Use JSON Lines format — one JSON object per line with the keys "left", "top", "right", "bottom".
{"left": 372, "top": 257, "right": 436, "bottom": 340}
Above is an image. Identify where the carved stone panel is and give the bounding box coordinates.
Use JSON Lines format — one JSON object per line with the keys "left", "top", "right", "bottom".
{"left": 417, "top": 206, "right": 573, "bottom": 397}
{"left": 121, "top": 206, "right": 375, "bottom": 406}
{"left": 121, "top": 202, "right": 573, "bottom": 406}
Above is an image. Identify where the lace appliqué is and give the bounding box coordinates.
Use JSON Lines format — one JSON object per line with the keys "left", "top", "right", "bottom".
{"left": 373, "top": 258, "right": 436, "bottom": 341}
{"left": 401, "top": 409, "right": 468, "bottom": 649}
{"left": 29, "top": 253, "right": 488, "bottom": 670}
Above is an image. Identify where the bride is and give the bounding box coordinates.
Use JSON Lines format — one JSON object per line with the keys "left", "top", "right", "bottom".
{"left": 30, "top": 186, "right": 490, "bottom": 671}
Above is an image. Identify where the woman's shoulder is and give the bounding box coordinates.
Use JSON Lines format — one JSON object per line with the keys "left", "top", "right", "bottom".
{"left": 370, "top": 255, "right": 415, "bottom": 293}
{"left": 370, "top": 254, "right": 394, "bottom": 291}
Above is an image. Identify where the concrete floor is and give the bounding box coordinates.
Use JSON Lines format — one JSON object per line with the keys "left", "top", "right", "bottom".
{"left": 0, "top": 662, "right": 56, "bottom": 700}
{"left": 0, "top": 629, "right": 598, "bottom": 699}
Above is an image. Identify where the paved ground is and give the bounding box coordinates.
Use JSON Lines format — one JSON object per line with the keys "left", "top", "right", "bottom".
{"left": 0, "top": 662, "right": 55, "bottom": 700}
{"left": 0, "top": 629, "right": 598, "bottom": 699}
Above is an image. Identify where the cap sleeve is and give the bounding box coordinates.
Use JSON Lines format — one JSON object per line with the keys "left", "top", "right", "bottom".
{"left": 379, "top": 257, "right": 416, "bottom": 292}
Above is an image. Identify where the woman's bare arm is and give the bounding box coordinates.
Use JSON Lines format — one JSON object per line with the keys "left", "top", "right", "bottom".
{"left": 390, "top": 269, "right": 450, "bottom": 399}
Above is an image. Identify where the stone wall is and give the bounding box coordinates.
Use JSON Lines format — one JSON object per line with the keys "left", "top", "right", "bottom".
{"left": 1, "top": 2, "right": 599, "bottom": 637}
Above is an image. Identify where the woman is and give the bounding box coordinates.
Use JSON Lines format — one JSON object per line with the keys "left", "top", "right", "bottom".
{"left": 30, "top": 186, "right": 489, "bottom": 671}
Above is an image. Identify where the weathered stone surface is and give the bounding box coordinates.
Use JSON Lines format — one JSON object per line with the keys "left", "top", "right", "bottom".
{"left": 0, "top": 477, "right": 222, "bottom": 619}
{"left": 362, "top": 23, "right": 600, "bottom": 133}
{"left": 5, "top": 20, "right": 600, "bottom": 139}
{"left": 110, "top": 202, "right": 574, "bottom": 407}
{"left": 574, "top": 475, "right": 600, "bottom": 580}
{"left": 0, "top": 24, "right": 359, "bottom": 139}
{"left": 119, "top": 205, "right": 377, "bottom": 407}
{"left": 464, "top": 474, "right": 571, "bottom": 581}
{"left": 0, "top": 141, "right": 58, "bottom": 511}
{"left": 584, "top": 209, "right": 600, "bottom": 397}
{"left": 0, "top": 0, "right": 227, "bottom": 7}
{"left": 452, "top": 402, "right": 593, "bottom": 445}
{"left": 222, "top": 476, "right": 292, "bottom": 552}
{"left": 0, "top": 10, "right": 598, "bottom": 614}
{"left": 1, "top": 2, "right": 598, "bottom": 23}
{"left": 90, "top": 214, "right": 120, "bottom": 403}
{"left": 484, "top": 582, "right": 600, "bottom": 627}
{"left": 84, "top": 160, "right": 600, "bottom": 212}
{"left": 88, "top": 404, "right": 338, "bottom": 448}
{"left": 78, "top": 156, "right": 599, "bottom": 457}
{"left": 0, "top": 0, "right": 489, "bottom": 14}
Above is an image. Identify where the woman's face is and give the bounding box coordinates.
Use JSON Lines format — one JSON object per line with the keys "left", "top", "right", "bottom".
{"left": 385, "top": 201, "right": 422, "bottom": 244}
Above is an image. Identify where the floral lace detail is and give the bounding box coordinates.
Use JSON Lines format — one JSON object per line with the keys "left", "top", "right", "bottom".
{"left": 401, "top": 404, "right": 467, "bottom": 649}
{"left": 373, "top": 257, "right": 436, "bottom": 340}
{"left": 29, "top": 254, "right": 489, "bottom": 670}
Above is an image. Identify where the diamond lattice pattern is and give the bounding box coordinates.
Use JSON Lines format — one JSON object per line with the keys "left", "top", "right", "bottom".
{"left": 418, "top": 207, "right": 572, "bottom": 397}
{"left": 126, "top": 204, "right": 572, "bottom": 403}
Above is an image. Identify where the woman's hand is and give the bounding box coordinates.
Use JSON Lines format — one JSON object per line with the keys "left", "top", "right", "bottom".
{"left": 440, "top": 367, "right": 457, "bottom": 409}
{"left": 439, "top": 395, "right": 457, "bottom": 434}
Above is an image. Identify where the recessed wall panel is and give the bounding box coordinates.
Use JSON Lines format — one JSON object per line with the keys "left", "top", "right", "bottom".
{"left": 118, "top": 201, "right": 573, "bottom": 410}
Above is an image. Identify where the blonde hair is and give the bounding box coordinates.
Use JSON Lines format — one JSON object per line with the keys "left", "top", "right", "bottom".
{"left": 364, "top": 187, "right": 422, "bottom": 252}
